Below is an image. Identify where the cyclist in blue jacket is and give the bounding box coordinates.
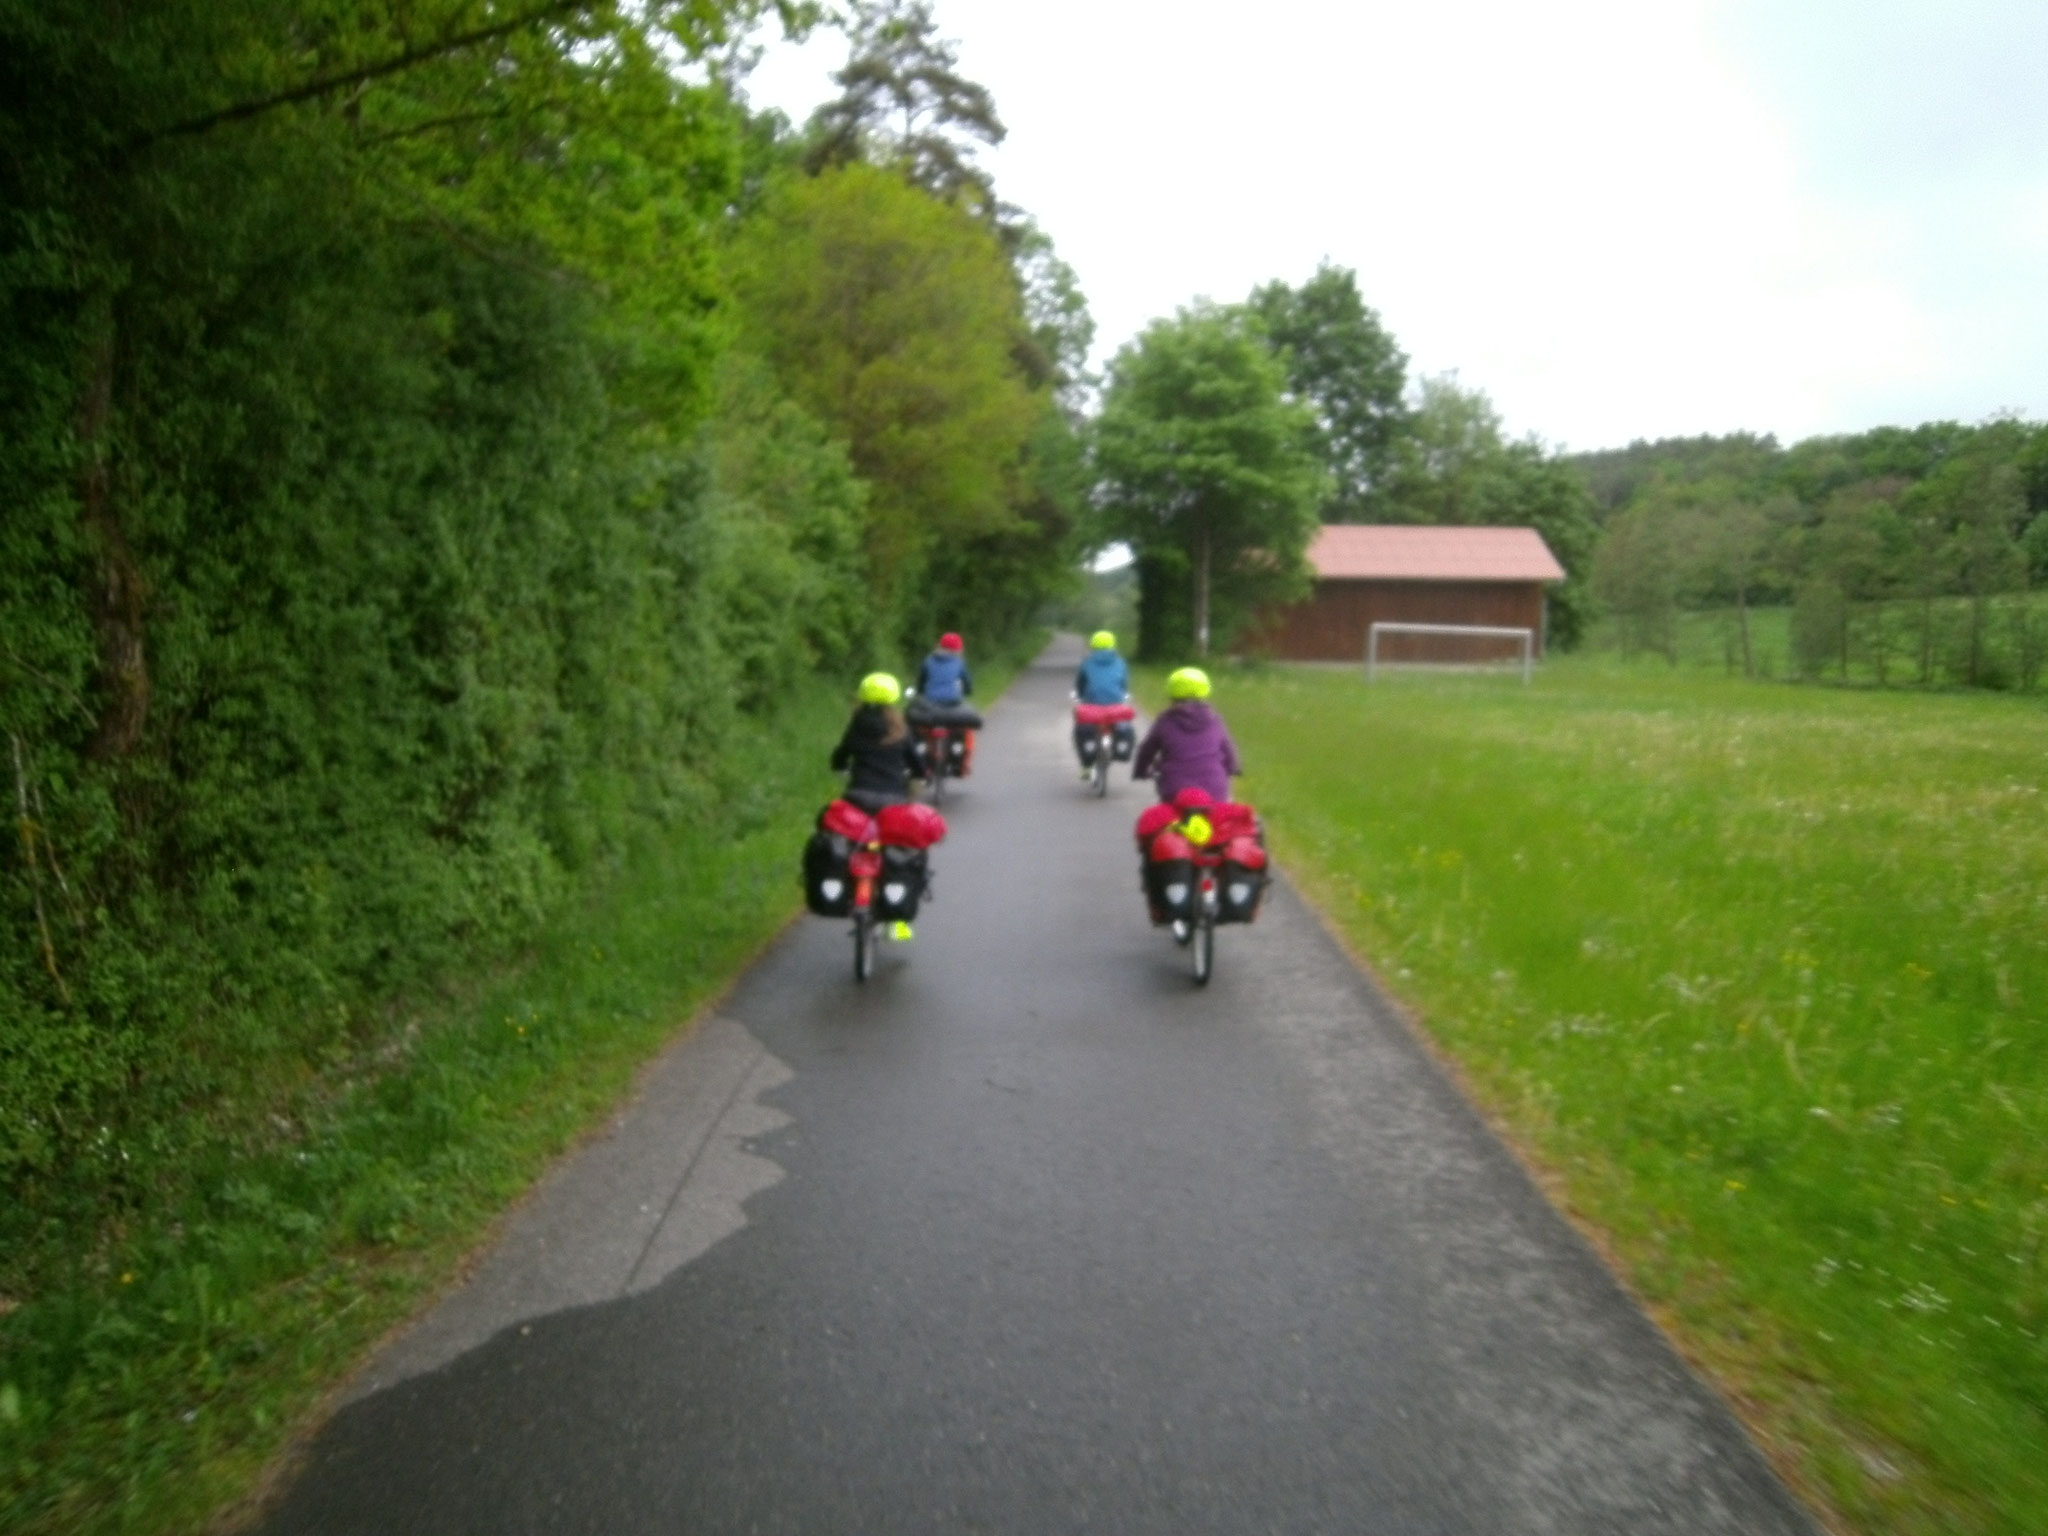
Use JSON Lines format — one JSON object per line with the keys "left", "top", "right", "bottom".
{"left": 913, "top": 632, "right": 976, "bottom": 775}
{"left": 916, "top": 632, "right": 973, "bottom": 704}
{"left": 1074, "top": 630, "right": 1128, "bottom": 703}
{"left": 1072, "top": 630, "right": 1135, "bottom": 775}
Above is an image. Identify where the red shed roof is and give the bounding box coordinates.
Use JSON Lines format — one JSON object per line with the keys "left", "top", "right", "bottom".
{"left": 1308, "top": 525, "right": 1565, "bottom": 583}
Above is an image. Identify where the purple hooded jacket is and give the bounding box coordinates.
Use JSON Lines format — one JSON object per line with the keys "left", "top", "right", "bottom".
{"left": 1132, "top": 700, "right": 1240, "bottom": 802}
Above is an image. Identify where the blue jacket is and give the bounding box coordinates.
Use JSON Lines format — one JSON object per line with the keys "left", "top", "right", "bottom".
{"left": 1073, "top": 649, "right": 1129, "bottom": 704}
{"left": 916, "top": 650, "right": 972, "bottom": 704}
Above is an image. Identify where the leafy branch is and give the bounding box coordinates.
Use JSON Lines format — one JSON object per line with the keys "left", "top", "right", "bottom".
{"left": 129, "top": 0, "right": 598, "bottom": 150}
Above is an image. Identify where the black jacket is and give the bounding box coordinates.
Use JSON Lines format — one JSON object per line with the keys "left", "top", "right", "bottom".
{"left": 830, "top": 706, "right": 923, "bottom": 800}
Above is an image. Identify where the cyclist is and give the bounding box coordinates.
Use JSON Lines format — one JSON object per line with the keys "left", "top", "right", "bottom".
{"left": 913, "top": 631, "right": 976, "bottom": 775}
{"left": 831, "top": 672, "right": 924, "bottom": 811}
{"left": 915, "top": 632, "right": 973, "bottom": 704}
{"left": 1072, "top": 629, "right": 1133, "bottom": 778}
{"left": 1132, "top": 666, "right": 1240, "bottom": 803}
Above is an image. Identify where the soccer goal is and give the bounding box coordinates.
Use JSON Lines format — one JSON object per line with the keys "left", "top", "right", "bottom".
{"left": 1365, "top": 622, "right": 1535, "bottom": 684}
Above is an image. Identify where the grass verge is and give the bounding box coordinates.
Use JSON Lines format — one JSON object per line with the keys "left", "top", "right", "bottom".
{"left": 0, "top": 684, "right": 854, "bottom": 1536}
{"left": 1185, "top": 656, "right": 2046, "bottom": 1535}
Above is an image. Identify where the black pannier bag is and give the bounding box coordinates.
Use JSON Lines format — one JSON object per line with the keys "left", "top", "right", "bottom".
{"left": 906, "top": 698, "right": 983, "bottom": 731}
{"left": 1142, "top": 858, "right": 1195, "bottom": 926}
{"left": 1111, "top": 721, "right": 1136, "bottom": 761}
{"left": 803, "top": 830, "right": 855, "bottom": 916}
{"left": 1216, "top": 859, "right": 1269, "bottom": 924}
{"left": 873, "top": 845, "right": 929, "bottom": 921}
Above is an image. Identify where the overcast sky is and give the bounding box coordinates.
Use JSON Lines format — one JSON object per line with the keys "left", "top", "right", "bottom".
{"left": 738, "top": 0, "right": 2048, "bottom": 453}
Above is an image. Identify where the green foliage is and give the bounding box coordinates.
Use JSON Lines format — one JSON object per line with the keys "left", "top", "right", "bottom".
{"left": 1, "top": 0, "right": 1081, "bottom": 1328}
{"left": 1592, "top": 503, "right": 1682, "bottom": 660}
{"left": 803, "top": 0, "right": 1004, "bottom": 214}
{"left": 728, "top": 159, "right": 1059, "bottom": 643}
{"left": 1, "top": 4, "right": 1083, "bottom": 1525}
{"left": 1564, "top": 419, "right": 2048, "bottom": 689}
{"left": 1379, "top": 375, "right": 1601, "bottom": 647}
{"left": 0, "top": 682, "right": 849, "bottom": 1536}
{"left": 700, "top": 356, "right": 877, "bottom": 698}
{"left": 1223, "top": 661, "right": 2048, "bottom": 1536}
{"left": 1095, "top": 303, "right": 1326, "bottom": 659}
{"left": 1249, "top": 263, "right": 1409, "bottom": 520}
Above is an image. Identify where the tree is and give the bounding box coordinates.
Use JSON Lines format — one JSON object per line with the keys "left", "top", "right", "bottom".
{"left": 1248, "top": 264, "right": 1408, "bottom": 520}
{"left": 1094, "top": 304, "right": 1326, "bottom": 659}
{"left": 1947, "top": 462, "right": 2027, "bottom": 686}
{"left": 1800, "top": 480, "right": 1905, "bottom": 681}
{"left": 1591, "top": 503, "right": 1681, "bottom": 661}
{"left": 804, "top": 0, "right": 1004, "bottom": 214}
{"left": 1381, "top": 374, "right": 1599, "bottom": 648}
{"left": 1384, "top": 373, "right": 1508, "bottom": 524}
{"left": 728, "top": 161, "right": 1048, "bottom": 634}
{"left": 1009, "top": 216, "right": 1096, "bottom": 410}
{"left": 1676, "top": 491, "right": 1782, "bottom": 677}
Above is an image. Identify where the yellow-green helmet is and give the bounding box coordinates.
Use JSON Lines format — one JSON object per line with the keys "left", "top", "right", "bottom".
{"left": 1089, "top": 630, "right": 1116, "bottom": 650}
{"left": 858, "top": 671, "right": 902, "bottom": 706}
{"left": 1166, "top": 666, "right": 1211, "bottom": 700}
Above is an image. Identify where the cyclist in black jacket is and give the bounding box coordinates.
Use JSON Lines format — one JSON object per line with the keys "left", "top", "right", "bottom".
{"left": 831, "top": 672, "right": 925, "bottom": 810}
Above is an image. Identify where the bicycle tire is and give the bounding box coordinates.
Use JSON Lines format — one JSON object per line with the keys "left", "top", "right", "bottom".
{"left": 853, "top": 910, "right": 875, "bottom": 982}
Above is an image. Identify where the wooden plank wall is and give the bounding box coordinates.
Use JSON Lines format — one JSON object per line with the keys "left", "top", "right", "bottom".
{"left": 1258, "top": 581, "right": 1547, "bottom": 662}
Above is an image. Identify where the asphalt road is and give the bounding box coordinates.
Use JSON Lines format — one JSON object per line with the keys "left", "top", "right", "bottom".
{"left": 254, "top": 638, "right": 1817, "bottom": 1536}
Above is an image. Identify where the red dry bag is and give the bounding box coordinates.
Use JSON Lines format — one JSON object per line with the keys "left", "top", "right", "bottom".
{"left": 1133, "top": 802, "right": 1178, "bottom": 843}
{"left": 876, "top": 801, "right": 947, "bottom": 849}
{"left": 1074, "top": 701, "right": 1136, "bottom": 727}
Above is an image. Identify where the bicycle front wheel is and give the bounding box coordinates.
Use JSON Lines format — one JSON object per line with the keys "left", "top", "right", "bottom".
{"left": 853, "top": 910, "right": 876, "bottom": 982}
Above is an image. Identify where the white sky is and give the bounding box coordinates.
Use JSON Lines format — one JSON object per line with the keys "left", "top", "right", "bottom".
{"left": 738, "top": 0, "right": 2048, "bottom": 451}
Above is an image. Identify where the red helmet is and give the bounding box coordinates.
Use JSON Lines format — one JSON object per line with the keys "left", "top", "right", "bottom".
{"left": 937, "top": 632, "right": 964, "bottom": 652}
{"left": 1172, "top": 787, "right": 1214, "bottom": 812}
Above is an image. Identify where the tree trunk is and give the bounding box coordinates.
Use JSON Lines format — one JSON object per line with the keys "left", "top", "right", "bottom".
{"left": 1192, "top": 521, "right": 1212, "bottom": 658}
{"left": 78, "top": 308, "right": 149, "bottom": 762}
{"left": 1736, "top": 584, "right": 1753, "bottom": 677}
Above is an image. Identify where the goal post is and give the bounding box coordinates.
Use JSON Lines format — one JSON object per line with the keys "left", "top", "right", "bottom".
{"left": 1366, "top": 622, "right": 1534, "bottom": 684}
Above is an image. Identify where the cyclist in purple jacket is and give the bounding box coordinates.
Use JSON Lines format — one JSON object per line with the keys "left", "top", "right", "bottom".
{"left": 1132, "top": 667, "right": 1240, "bottom": 802}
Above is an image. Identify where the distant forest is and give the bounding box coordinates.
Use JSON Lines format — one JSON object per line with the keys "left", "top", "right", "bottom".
{"left": 1564, "top": 423, "right": 2048, "bottom": 687}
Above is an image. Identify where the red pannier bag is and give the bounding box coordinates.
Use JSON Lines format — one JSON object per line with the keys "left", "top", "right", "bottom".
{"left": 1073, "top": 701, "right": 1137, "bottom": 727}
{"left": 1222, "top": 835, "right": 1267, "bottom": 870}
{"left": 876, "top": 800, "right": 947, "bottom": 849}
{"left": 818, "top": 799, "right": 878, "bottom": 843}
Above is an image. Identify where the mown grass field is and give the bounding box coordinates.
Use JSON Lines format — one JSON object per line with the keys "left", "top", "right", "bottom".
{"left": 1210, "top": 657, "right": 2046, "bottom": 1535}
{"left": 0, "top": 647, "right": 1036, "bottom": 1536}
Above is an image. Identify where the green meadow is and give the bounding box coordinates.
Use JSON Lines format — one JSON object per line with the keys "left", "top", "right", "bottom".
{"left": 1212, "top": 658, "right": 2047, "bottom": 1535}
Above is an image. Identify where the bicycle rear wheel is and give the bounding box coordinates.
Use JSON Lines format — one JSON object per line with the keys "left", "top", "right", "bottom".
{"left": 1191, "top": 910, "right": 1214, "bottom": 986}
{"left": 1092, "top": 746, "right": 1108, "bottom": 797}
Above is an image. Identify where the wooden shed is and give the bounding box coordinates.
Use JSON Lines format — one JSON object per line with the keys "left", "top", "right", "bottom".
{"left": 1259, "top": 525, "right": 1566, "bottom": 663}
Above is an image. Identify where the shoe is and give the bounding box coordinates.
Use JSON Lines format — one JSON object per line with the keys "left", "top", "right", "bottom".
{"left": 1080, "top": 766, "right": 1093, "bottom": 781}
{"left": 1170, "top": 919, "right": 1190, "bottom": 945}
{"left": 889, "top": 921, "right": 914, "bottom": 941}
